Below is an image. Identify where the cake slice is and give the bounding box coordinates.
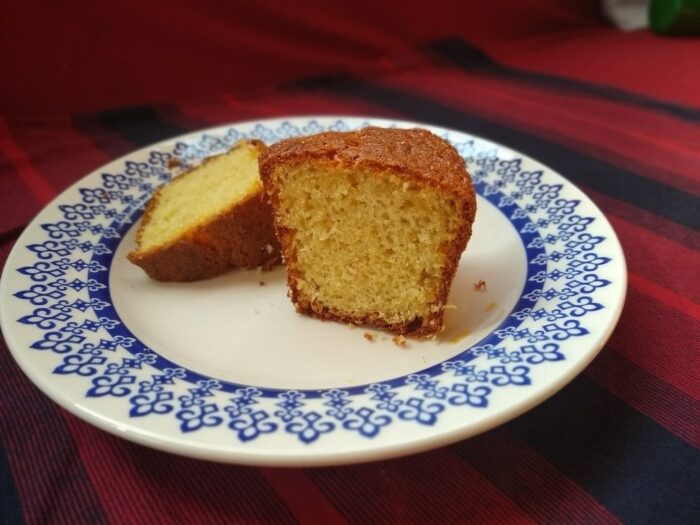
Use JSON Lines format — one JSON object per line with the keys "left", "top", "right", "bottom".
{"left": 259, "top": 127, "right": 476, "bottom": 337}
{"left": 128, "top": 139, "right": 280, "bottom": 281}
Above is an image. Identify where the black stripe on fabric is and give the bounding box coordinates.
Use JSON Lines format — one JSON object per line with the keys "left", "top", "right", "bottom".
{"left": 0, "top": 338, "right": 110, "bottom": 525}
{"left": 427, "top": 37, "right": 700, "bottom": 123}
{"left": 97, "top": 105, "right": 188, "bottom": 148}
{"left": 0, "top": 444, "right": 24, "bottom": 525}
{"left": 293, "top": 76, "right": 700, "bottom": 230}
{"left": 501, "top": 375, "right": 700, "bottom": 525}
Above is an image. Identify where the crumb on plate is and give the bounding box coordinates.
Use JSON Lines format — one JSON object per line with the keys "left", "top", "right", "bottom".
{"left": 474, "top": 279, "right": 487, "bottom": 291}
{"left": 363, "top": 332, "right": 376, "bottom": 342}
{"left": 392, "top": 335, "right": 407, "bottom": 347}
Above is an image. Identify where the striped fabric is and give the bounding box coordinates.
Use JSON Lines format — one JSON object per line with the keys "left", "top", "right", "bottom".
{"left": 1, "top": 18, "right": 699, "bottom": 525}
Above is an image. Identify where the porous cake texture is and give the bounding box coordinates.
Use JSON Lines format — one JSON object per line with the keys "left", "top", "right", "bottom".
{"left": 259, "top": 127, "right": 476, "bottom": 337}
{"left": 129, "top": 140, "right": 280, "bottom": 281}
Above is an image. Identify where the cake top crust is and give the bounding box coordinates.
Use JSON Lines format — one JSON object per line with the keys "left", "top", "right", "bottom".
{"left": 259, "top": 127, "right": 472, "bottom": 198}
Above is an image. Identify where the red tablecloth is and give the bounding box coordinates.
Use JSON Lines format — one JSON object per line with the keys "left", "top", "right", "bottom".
{"left": 1, "top": 1, "right": 699, "bottom": 523}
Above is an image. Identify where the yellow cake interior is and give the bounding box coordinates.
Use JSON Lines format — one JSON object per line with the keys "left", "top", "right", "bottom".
{"left": 273, "top": 164, "right": 462, "bottom": 324}
{"left": 137, "top": 144, "right": 262, "bottom": 252}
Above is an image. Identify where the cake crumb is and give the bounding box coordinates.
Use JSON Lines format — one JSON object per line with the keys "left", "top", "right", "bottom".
{"left": 259, "top": 281, "right": 265, "bottom": 286}
{"left": 474, "top": 279, "right": 487, "bottom": 291}
{"left": 392, "top": 335, "right": 407, "bottom": 347}
{"left": 431, "top": 303, "right": 457, "bottom": 313}
{"left": 485, "top": 302, "right": 496, "bottom": 311}
{"left": 363, "top": 332, "right": 376, "bottom": 342}
{"left": 167, "top": 157, "right": 182, "bottom": 169}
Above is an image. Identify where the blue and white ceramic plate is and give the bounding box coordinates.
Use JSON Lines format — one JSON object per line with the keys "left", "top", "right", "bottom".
{"left": 0, "top": 116, "right": 626, "bottom": 466}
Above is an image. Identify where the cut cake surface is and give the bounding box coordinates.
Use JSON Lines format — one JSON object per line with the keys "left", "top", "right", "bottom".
{"left": 259, "top": 127, "right": 476, "bottom": 337}
{"left": 128, "top": 139, "right": 280, "bottom": 281}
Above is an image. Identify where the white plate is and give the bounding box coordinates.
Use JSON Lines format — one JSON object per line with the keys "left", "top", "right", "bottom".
{"left": 0, "top": 116, "right": 626, "bottom": 466}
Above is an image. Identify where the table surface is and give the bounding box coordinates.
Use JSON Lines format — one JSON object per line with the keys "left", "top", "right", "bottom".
{"left": 1, "top": 2, "right": 699, "bottom": 524}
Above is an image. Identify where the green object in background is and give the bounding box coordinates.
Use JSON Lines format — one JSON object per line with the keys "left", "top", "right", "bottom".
{"left": 650, "top": 0, "right": 700, "bottom": 34}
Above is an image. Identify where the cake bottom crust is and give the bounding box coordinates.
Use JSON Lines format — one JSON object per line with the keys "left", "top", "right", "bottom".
{"left": 291, "top": 294, "right": 445, "bottom": 338}
{"left": 128, "top": 192, "right": 280, "bottom": 282}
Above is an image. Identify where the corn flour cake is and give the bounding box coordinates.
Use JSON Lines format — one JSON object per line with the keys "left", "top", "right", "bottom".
{"left": 259, "top": 127, "right": 476, "bottom": 337}
{"left": 128, "top": 140, "right": 280, "bottom": 281}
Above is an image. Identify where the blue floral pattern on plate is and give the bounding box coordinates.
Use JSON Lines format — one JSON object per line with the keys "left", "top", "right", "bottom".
{"left": 7, "top": 117, "right": 620, "bottom": 449}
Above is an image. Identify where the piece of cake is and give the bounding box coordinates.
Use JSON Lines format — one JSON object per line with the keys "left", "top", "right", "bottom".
{"left": 259, "top": 127, "right": 476, "bottom": 337}
{"left": 128, "top": 139, "right": 280, "bottom": 281}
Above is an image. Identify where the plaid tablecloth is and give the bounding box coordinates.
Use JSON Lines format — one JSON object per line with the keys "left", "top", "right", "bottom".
{"left": 1, "top": 1, "right": 699, "bottom": 523}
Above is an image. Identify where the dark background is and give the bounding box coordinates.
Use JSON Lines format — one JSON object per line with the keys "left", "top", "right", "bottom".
{"left": 2, "top": 0, "right": 698, "bottom": 115}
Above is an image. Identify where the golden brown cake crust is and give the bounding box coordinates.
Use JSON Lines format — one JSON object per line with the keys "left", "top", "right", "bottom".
{"left": 260, "top": 127, "right": 477, "bottom": 338}
{"left": 128, "top": 140, "right": 280, "bottom": 282}
{"left": 259, "top": 127, "right": 473, "bottom": 199}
